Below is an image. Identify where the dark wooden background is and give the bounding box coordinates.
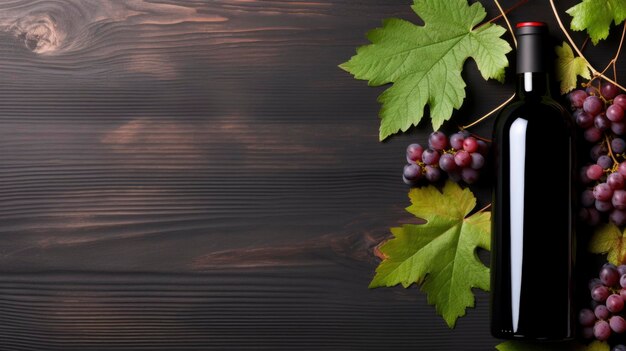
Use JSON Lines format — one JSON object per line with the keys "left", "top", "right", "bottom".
{"left": 0, "top": 0, "right": 621, "bottom": 350}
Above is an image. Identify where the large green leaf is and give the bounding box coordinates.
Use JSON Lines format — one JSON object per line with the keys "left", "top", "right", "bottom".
{"left": 556, "top": 42, "right": 590, "bottom": 94}
{"left": 340, "top": 0, "right": 511, "bottom": 140}
{"left": 370, "top": 181, "right": 490, "bottom": 327}
{"left": 567, "top": 0, "right": 626, "bottom": 44}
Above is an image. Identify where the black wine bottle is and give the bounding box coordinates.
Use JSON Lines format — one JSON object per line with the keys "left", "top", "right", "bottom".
{"left": 490, "top": 22, "right": 575, "bottom": 340}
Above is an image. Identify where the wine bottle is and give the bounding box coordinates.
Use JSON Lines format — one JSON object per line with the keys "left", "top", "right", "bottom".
{"left": 490, "top": 22, "right": 575, "bottom": 340}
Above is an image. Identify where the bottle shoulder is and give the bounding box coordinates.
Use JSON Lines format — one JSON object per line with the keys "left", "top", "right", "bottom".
{"left": 495, "top": 97, "right": 570, "bottom": 123}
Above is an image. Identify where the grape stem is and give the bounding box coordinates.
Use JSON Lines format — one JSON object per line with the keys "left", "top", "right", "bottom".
{"left": 491, "top": 0, "right": 519, "bottom": 48}
{"left": 606, "top": 134, "right": 620, "bottom": 167}
{"left": 476, "top": 203, "right": 492, "bottom": 213}
{"left": 460, "top": 93, "right": 515, "bottom": 130}
{"left": 548, "top": 0, "right": 626, "bottom": 92}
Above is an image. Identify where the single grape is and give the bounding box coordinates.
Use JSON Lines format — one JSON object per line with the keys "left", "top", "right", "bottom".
{"left": 606, "top": 172, "right": 624, "bottom": 190}
{"left": 576, "top": 110, "right": 594, "bottom": 129}
{"left": 584, "top": 96, "right": 604, "bottom": 115}
{"left": 621, "top": 274, "right": 626, "bottom": 288}
{"left": 591, "top": 143, "right": 608, "bottom": 161}
{"left": 421, "top": 149, "right": 440, "bottom": 165}
{"left": 615, "top": 94, "right": 626, "bottom": 110}
{"left": 454, "top": 150, "right": 472, "bottom": 168}
{"left": 602, "top": 82, "right": 620, "bottom": 100}
{"left": 449, "top": 133, "right": 464, "bottom": 150}
{"left": 607, "top": 294, "right": 624, "bottom": 313}
{"left": 428, "top": 131, "right": 448, "bottom": 150}
{"left": 403, "top": 164, "right": 422, "bottom": 185}
{"left": 608, "top": 104, "right": 625, "bottom": 122}
{"left": 462, "top": 137, "right": 478, "bottom": 153}
{"left": 613, "top": 190, "right": 626, "bottom": 210}
{"left": 612, "top": 122, "right": 626, "bottom": 135}
{"left": 619, "top": 162, "right": 626, "bottom": 178}
{"left": 424, "top": 166, "right": 441, "bottom": 182}
{"left": 406, "top": 143, "right": 424, "bottom": 163}
{"left": 582, "top": 327, "right": 594, "bottom": 339}
{"left": 580, "top": 166, "right": 592, "bottom": 184}
{"left": 461, "top": 168, "right": 479, "bottom": 184}
{"left": 470, "top": 153, "right": 485, "bottom": 170}
{"left": 592, "top": 285, "right": 611, "bottom": 302}
{"left": 439, "top": 153, "right": 457, "bottom": 172}
{"left": 597, "top": 200, "right": 613, "bottom": 213}
{"left": 579, "top": 308, "right": 597, "bottom": 327}
{"left": 587, "top": 164, "right": 605, "bottom": 180}
{"left": 570, "top": 89, "right": 588, "bottom": 108}
{"left": 447, "top": 170, "right": 462, "bottom": 183}
{"left": 587, "top": 85, "right": 600, "bottom": 96}
{"left": 610, "top": 209, "right": 626, "bottom": 226}
{"left": 596, "top": 304, "right": 610, "bottom": 319}
{"left": 581, "top": 189, "right": 596, "bottom": 207}
{"left": 594, "top": 320, "right": 612, "bottom": 341}
{"left": 598, "top": 155, "right": 613, "bottom": 169}
{"left": 601, "top": 265, "right": 621, "bottom": 287}
{"left": 594, "top": 183, "right": 614, "bottom": 201}
{"left": 585, "top": 127, "right": 603, "bottom": 143}
{"left": 614, "top": 139, "right": 626, "bottom": 155}
{"left": 595, "top": 114, "right": 611, "bottom": 131}
{"left": 613, "top": 345, "right": 626, "bottom": 351}
{"left": 610, "top": 315, "right": 626, "bottom": 333}
{"left": 618, "top": 265, "right": 626, "bottom": 276}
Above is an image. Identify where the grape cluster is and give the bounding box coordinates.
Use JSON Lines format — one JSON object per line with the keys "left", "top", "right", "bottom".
{"left": 571, "top": 83, "right": 626, "bottom": 226}
{"left": 403, "top": 131, "right": 488, "bottom": 186}
{"left": 579, "top": 264, "right": 626, "bottom": 341}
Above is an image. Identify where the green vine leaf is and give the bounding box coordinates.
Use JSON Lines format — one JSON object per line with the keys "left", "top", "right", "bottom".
{"left": 590, "top": 223, "right": 626, "bottom": 265}
{"left": 567, "top": 0, "right": 626, "bottom": 45}
{"left": 370, "top": 181, "right": 490, "bottom": 328}
{"left": 495, "top": 340, "right": 609, "bottom": 351}
{"left": 340, "top": 0, "right": 511, "bottom": 141}
{"left": 556, "top": 42, "right": 591, "bottom": 94}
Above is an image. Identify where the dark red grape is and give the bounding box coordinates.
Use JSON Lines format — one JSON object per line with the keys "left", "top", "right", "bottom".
{"left": 602, "top": 82, "right": 620, "bottom": 100}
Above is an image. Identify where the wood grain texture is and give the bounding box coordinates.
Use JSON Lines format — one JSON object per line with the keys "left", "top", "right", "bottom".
{"left": 0, "top": 0, "right": 621, "bottom": 349}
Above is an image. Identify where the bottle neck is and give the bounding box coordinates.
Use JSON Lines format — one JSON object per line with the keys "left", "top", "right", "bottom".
{"left": 516, "top": 72, "right": 551, "bottom": 99}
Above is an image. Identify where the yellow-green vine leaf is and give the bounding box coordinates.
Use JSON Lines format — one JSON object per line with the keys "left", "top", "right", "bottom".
{"left": 369, "top": 181, "right": 490, "bottom": 328}
{"left": 556, "top": 42, "right": 591, "bottom": 94}
{"left": 590, "top": 223, "right": 626, "bottom": 265}
{"left": 567, "top": 0, "right": 626, "bottom": 45}
{"left": 496, "top": 340, "right": 609, "bottom": 351}
{"left": 339, "top": 0, "right": 511, "bottom": 141}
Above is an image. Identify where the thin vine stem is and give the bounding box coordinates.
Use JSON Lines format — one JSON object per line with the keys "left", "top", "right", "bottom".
{"left": 461, "top": 93, "right": 515, "bottom": 130}
{"left": 606, "top": 134, "right": 619, "bottom": 165}
{"left": 548, "top": 0, "right": 626, "bottom": 92}
{"left": 493, "top": 0, "right": 517, "bottom": 47}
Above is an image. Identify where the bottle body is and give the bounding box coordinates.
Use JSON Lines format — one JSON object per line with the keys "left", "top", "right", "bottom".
{"left": 490, "top": 82, "right": 575, "bottom": 340}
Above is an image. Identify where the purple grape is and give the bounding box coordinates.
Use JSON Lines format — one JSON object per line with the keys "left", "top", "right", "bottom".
{"left": 594, "top": 183, "right": 614, "bottom": 201}
{"left": 613, "top": 345, "right": 626, "bottom": 351}
{"left": 462, "top": 137, "right": 478, "bottom": 153}
{"left": 403, "top": 164, "right": 422, "bottom": 185}
{"left": 424, "top": 166, "right": 441, "bottom": 182}
{"left": 454, "top": 150, "right": 471, "bottom": 167}
{"left": 584, "top": 96, "right": 604, "bottom": 115}
{"left": 579, "top": 308, "right": 597, "bottom": 327}
{"left": 598, "top": 155, "right": 613, "bottom": 169}
{"left": 587, "top": 164, "right": 604, "bottom": 180}
{"left": 439, "top": 153, "right": 457, "bottom": 172}
{"left": 615, "top": 94, "right": 626, "bottom": 110}
{"left": 461, "top": 168, "right": 479, "bottom": 184}
{"left": 582, "top": 189, "right": 596, "bottom": 207}
{"left": 580, "top": 166, "right": 592, "bottom": 184}
{"left": 428, "top": 131, "right": 448, "bottom": 150}
{"left": 607, "top": 294, "right": 624, "bottom": 313}
{"left": 597, "top": 200, "right": 613, "bottom": 212}
{"left": 619, "top": 265, "right": 626, "bottom": 276}
{"left": 595, "top": 114, "right": 611, "bottom": 131}
{"left": 576, "top": 110, "right": 594, "bottom": 128}
{"left": 588, "top": 208, "right": 601, "bottom": 225}
{"left": 449, "top": 133, "right": 464, "bottom": 150}
{"left": 582, "top": 326, "right": 594, "bottom": 339}
{"left": 612, "top": 122, "right": 626, "bottom": 135}
{"left": 621, "top": 274, "right": 626, "bottom": 288}
{"left": 585, "top": 127, "right": 603, "bottom": 143}
{"left": 591, "top": 143, "right": 608, "bottom": 161}
{"left": 406, "top": 143, "right": 424, "bottom": 163}
{"left": 570, "top": 89, "right": 588, "bottom": 108}
{"left": 613, "top": 190, "right": 626, "bottom": 210}
{"left": 587, "top": 85, "right": 600, "bottom": 96}
{"left": 594, "top": 320, "right": 612, "bottom": 341}
{"left": 593, "top": 285, "right": 611, "bottom": 302}
{"left": 447, "top": 170, "right": 461, "bottom": 183}
{"left": 601, "top": 265, "right": 621, "bottom": 286}
{"left": 595, "top": 304, "right": 610, "bottom": 319}
{"left": 608, "top": 104, "right": 625, "bottom": 122}
{"left": 613, "top": 138, "right": 626, "bottom": 154}
{"left": 610, "top": 315, "right": 626, "bottom": 333}
{"left": 589, "top": 278, "right": 603, "bottom": 290}
{"left": 610, "top": 209, "right": 626, "bottom": 226}
{"left": 421, "top": 149, "right": 440, "bottom": 165}
{"left": 476, "top": 140, "right": 488, "bottom": 156}
{"left": 603, "top": 82, "right": 620, "bottom": 100}
{"left": 619, "top": 162, "right": 626, "bottom": 177}
{"left": 470, "top": 153, "right": 485, "bottom": 170}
